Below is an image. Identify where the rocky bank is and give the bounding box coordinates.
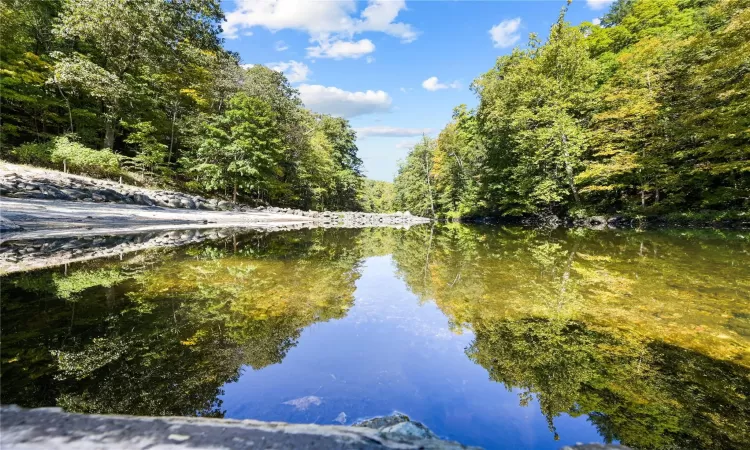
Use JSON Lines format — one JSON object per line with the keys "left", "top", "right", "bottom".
{"left": 0, "top": 163, "right": 427, "bottom": 224}
{"left": 0, "top": 163, "right": 429, "bottom": 234}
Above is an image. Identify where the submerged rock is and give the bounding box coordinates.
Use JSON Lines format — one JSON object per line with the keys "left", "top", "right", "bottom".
{"left": 282, "top": 395, "right": 322, "bottom": 411}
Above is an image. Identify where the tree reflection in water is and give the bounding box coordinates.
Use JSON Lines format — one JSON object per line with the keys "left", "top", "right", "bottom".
{"left": 2, "top": 225, "right": 749, "bottom": 449}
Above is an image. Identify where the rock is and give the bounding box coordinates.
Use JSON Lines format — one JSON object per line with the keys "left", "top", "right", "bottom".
{"left": 282, "top": 396, "right": 322, "bottom": 411}
{"left": 0, "top": 218, "right": 23, "bottom": 232}
{"left": 354, "top": 413, "right": 411, "bottom": 430}
{"left": 60, "top": 188, "right": 87, "bottom": 200}
{"left": 0, "top": 406, "right": 480, "bottom": 450}
{"left": 380, "top": 421, "right": 439, "bottom": 441}
{"left": 180, "top": 198, "right": 196, "bottom": 209}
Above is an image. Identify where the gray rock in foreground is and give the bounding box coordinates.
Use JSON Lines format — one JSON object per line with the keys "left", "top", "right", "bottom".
{"left": 0, "top": 406, "right": 477, "bottom": 450}
{"left": 0, "top": 406, "right": 632, "bottom": 450}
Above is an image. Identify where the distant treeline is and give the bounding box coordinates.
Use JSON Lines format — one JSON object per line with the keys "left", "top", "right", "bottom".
{"left": 0, "top": 0, "right": 391, "bottom": 212}
{"left": 394, "top": 0, "right": 749, "bottom": 220}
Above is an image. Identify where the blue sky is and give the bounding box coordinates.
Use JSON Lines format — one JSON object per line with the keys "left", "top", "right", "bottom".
{"left": 221, "top": 0, "right": 614, "bottom": 181}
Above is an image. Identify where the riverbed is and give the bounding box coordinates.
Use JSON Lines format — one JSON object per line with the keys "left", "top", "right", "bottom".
{"left": 1, "top": 225, "right": 748, "bottom": 449}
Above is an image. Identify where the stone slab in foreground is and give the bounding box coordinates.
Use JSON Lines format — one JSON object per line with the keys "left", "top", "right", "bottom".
{"left": 0, "top": 406, "right": 632, "bottom": 450}
{"left": 0, "top": 406, "right": 477, "bottom": 450}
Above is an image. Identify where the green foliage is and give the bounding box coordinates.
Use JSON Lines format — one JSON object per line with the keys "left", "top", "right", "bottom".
{"left": 360, "top": 179, "right": 396, "bottom": 213}
{"left": 10, "top": 142, "right": 52, "bottom": 165}
{"left": 394, "top": 0, "right": 750, "bottom": 219}
{"left": 182, "top": 93, "right": 285, "bottom": 201}
{"left": 393, "top": 136, "right": 437, "bottom": 217}
{"left": 49, "top": 135, "right": 120, "bottom": 177}
{"left": 123, "top": 121, "right": 169, "bottom": 178}
{"left": 0, "top": 0, "right": 366, "bottom": 211}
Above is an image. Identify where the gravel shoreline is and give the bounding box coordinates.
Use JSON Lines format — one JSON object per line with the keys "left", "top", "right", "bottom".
{"left": 0, "top": 163, "right": 429, "bottom": 238}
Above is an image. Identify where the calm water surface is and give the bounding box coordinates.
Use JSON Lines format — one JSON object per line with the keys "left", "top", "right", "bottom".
{"left": 2, "top": 225, "right": 749, "bottom": 449}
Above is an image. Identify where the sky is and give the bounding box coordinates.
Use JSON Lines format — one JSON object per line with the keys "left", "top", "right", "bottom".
{"left": 220, "top": 0, "right": 615, "bottom": 181}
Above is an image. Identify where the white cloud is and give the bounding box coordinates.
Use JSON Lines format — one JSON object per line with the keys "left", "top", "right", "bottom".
{"left": 274, "top": 40, "right": 289, "bottom": 51}
{"left": 355, "top": 126, "right": 434, "bottom": 138}
{"left": 240, "top": 63, "right": 255, "bottom": 69}
{"left": 587, "top": 0, "right": 615, "bottom": 10}
{"left": 592, "top": 18, "right": 602, "bottom": 26}
{"left": 359, "top": 0, "right": 418, "bottom": 43}
{"left": 399, "top": 87, "right": 412, "bottom": 93}
{"left": 421, "top": 76, "right": 460, "bottom": 91}
{"left": 366, "top": 56, "right": 375, "bottom": 64}
{"left": 298, "top": 84, "right": 392, "bottom": 118}
{"left": 489, "top": 18, "right": 521, "bottom": 48}
{"left": 307, "top": 38, "right": 375, "bottom": 59}
{"left": 266, "top": 60, "right": 310, "bottom": 83}
{"left": 224, "top": 0, "right": 418, "bottom": 44}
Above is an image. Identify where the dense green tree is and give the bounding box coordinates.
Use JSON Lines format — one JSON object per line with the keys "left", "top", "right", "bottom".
{"left": 1, "top": 0, "right": 367, "bottom": 211}
{"left": 183, "top": 93, "right": 284, "bottom": 202}
{"left": 473, "top": 3, "right": 598, "bottom": 216}
{"left": 359, "top": 179, "right": 396, "bottom": 213}
{"left": 394, "top": 0, "right": 750, "bottom": 221}
{"left": 393, "top": 136, "right": 437, "bottom": 217}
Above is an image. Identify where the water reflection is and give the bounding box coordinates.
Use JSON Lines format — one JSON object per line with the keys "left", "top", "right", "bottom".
{"left": 1, "top": 225, "right": 749, "bottom": 449}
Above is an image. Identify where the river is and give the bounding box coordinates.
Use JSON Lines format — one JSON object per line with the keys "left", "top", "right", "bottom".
{"left": 2, "top": 225, "right": 748, "bottom": 449}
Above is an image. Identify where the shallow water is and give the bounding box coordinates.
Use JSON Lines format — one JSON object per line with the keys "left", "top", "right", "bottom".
{"left": 2, "top": 225, "right": 749, "bottom": 449}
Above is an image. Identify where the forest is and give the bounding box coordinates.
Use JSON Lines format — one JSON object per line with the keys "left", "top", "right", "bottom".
{"left": 394, "top": 0, "right": 750, "bottom": 221}
{"left": 2, "top": 0, "right": 747, "bottom": 218}
{"left": 0, "top": 0, "right": 369, "bottom": 211}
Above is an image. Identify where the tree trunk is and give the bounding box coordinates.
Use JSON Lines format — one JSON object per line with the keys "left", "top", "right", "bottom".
{"left": 104, "top": 121, "right": 115, "bottom": 149}
{"left": 565, "top": 161, "right": 581, "bottom": 205}
{"left": 168, "top": 106, "right": 177, "bottom": 164}
{"left": 561, "top": 134, "right": 581, "bottom": 206}
{"left": 54, "top": 77, "right": 74, "bottom": 132}
{"left": 233, "top": 183, "right": 238, "bottom": 203}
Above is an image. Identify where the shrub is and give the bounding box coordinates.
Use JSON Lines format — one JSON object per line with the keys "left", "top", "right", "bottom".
{"left": 49, "top": 135, "right": 121, "bottom": 177}
{"left": 10, "top": 142, "right": 52, "bottom": 166}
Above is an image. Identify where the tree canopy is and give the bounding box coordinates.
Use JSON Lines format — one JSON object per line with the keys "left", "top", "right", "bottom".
{"left": 394, "top": 0, "right": 750, "bottom": 219}
{"left": 0, "top": 0, "right": 373, "bottom": 211}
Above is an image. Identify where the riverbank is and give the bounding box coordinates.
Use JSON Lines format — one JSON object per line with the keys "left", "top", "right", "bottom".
{"left": 0, "top": 163, "right": 429, "bottom": 237}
